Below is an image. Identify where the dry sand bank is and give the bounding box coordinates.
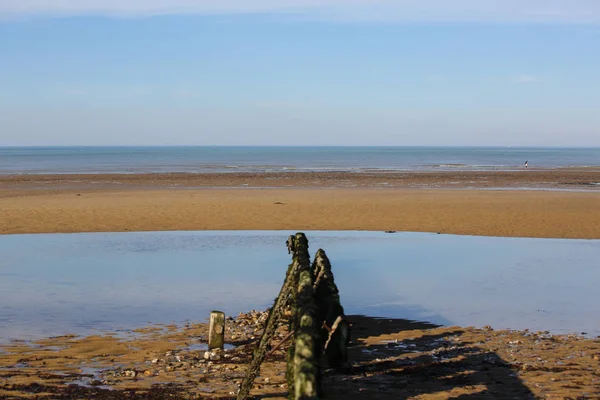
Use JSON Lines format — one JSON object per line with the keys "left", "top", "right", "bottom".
{"left": 1, "top": 311, "right": 599, "bottom": 399}
{"left": 2, "top": 171, "right": 599, "bottom": 238}
{"left": 1, "top": 186, "right": 599, "bottom": 238}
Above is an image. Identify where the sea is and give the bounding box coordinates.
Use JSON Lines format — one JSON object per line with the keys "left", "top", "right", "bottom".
{"left": 1, "top": 146, "right": 599, "bottom": 174}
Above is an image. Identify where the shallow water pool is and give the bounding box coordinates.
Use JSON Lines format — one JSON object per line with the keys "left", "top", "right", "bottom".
{"left": 1, "top": 231, "right": 599, "bottom": 341}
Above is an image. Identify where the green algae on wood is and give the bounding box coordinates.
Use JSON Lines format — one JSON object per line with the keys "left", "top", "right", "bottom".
{"left": 290, "top": 233, "right": 319, "bottom": 400}
{"left": 312, "top": 249, "right": 349, "bottom": 369}
{"left": 208, "top": 311, "right": 226, "bottom": 350}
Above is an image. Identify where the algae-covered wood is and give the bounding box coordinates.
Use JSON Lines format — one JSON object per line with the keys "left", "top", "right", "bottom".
{"left": 290, "top": 233, "right": 319, "bottom": 400}
{"left": 208, "top": 311, "right": 225, "bottom": 350}
{"left": 312, "top": 249, "right": 349, "bottom": 369}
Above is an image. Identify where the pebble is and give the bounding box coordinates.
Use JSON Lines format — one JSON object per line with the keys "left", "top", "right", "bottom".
{"left": 123, "top": 370, "right": 136, "bottom": 378}
{"left": 203, "top": 351, "right": 222, "bottom": 361}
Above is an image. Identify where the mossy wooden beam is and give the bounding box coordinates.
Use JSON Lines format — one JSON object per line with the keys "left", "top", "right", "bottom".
{"left": 288, "top": 233, "right": 319, "bottom": 400}
{"left": 312, "top": 249, "right": 350, "bottom": 369}
{"left": 293, "top": 270, "right": 319, "bottom": 399}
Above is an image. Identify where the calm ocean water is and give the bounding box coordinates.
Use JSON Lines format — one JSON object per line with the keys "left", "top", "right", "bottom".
{"left": 1, "top": 146, "right": 599, "bottom": 174}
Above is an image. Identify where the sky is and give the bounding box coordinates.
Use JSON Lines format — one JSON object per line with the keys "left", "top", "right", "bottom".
{"left": 1, "top": 1, "right": 599, "bottom": 146}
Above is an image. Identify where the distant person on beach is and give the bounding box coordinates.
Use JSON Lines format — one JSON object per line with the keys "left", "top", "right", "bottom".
{"left": 524, "top": 161, "right": 528, "bottom": 169}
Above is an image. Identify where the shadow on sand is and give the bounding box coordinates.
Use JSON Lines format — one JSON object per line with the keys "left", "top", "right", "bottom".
{"left": 318, "top": 315, "right": 537, "bottom": 399}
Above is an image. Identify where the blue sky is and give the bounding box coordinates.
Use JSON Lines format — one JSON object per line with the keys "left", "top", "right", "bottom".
{"left": 1, "top": 1, "right": 599, "bottom": 146}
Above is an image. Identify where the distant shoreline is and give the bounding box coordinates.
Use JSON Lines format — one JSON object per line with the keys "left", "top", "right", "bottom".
{"left": 1, "top": 170, "right": 599, "bottom": 195}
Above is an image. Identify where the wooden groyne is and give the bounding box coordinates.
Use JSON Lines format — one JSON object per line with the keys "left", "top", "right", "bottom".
{"left": 312, "top": 249, "right": 349, "bottom": 370}
{"left": 237, "top": 233, "right": 348, "bottom": 400}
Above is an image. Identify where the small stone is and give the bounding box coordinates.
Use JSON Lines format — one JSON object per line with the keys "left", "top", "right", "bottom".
{"left": 202, "top": 350, "right": 221, "bottom": 361}
{"left": 124, "top": 370, "right": 137, "bottom": 378}
{"left": 151, "top": 358, "right": 159, "bottom": 364}
{"left": 144, "top": 370, "right": 153, "bottom": 376}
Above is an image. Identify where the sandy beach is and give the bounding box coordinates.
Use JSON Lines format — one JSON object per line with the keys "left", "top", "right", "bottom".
{"left": 1, "top": 171, "right": 600, "bottom": 238}
{"left": 2, "top": 171, "right": 600, "bottom": 399}
{"left": 1, "top": 311, "right": 599, "bottom": 399}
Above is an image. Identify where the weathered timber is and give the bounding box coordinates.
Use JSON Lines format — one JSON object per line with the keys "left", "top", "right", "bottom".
{"left": 239, "top": 233, "right": 348, "bottom": 400}
{"left": 290, "top": 233, "right": 319, "bottom": 400}
{"left": 267, "top": 330, "right": 294, "bottom": 357}
{"left": 312, "top": 249, "right": 350, "bottom": 369}
{"left": 237, "top": 255, "right": 298, "bottom": 400}
{"left": 286, "top": 234, "right": 305, "bottom": 396}
{"left": 286, "top": 234, "right": 295, "bottom": 254}
{"left": 208, "top": 311, "right": 226, "bottom": 350}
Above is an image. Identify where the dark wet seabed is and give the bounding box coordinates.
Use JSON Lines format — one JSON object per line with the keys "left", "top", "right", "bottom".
{"left": 1, "top": 231, "right": 599, "bottom": 341}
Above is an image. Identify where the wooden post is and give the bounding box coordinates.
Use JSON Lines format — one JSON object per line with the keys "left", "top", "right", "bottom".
{"left": 208, "top": 311, "right": 225, "bottom": 350}
{"left": 293, "top": 270, "right": 319, "bottom": 400}
{"left": 288, "top": 233, "right": 319, "bottom": 400}
{"left": 312, "top": 249, "right": 349, "bottom": 369}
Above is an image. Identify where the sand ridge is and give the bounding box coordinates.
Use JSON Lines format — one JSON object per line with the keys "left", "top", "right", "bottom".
{"left": 1, "top": 187, "right": 600, "bottom": 238}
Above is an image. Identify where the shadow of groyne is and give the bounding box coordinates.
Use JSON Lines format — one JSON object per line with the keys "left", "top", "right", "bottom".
{"left": 321, "top": 315, "right": 537, "bottom": 399}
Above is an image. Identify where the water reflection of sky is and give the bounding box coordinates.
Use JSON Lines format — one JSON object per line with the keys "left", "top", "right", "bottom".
{"left": 1, "top": 231, "right": 599, "bottom": 341}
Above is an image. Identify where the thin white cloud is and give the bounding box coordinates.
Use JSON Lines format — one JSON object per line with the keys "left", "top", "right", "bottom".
{"left": 2, "top": 0, "right": 600, "bottom": 23}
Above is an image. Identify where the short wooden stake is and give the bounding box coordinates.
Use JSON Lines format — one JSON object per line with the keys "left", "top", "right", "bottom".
{"left": 208, "top": 310, "right": 225, "bottom": 350}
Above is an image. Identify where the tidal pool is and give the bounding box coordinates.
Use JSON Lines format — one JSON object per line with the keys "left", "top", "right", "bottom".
{"left": 1, "top": 231, "right": 599, "bottom": 341}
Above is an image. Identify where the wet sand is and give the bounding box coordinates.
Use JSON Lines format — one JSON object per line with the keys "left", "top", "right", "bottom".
{"left": 2, "top": 169, "right": 600, "bottom": 193}
{"left": 1, "top": 311, "right": 599, "bottom": 399}
{"left": 1, "top": 170, "right": 600, "bottom": 238}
